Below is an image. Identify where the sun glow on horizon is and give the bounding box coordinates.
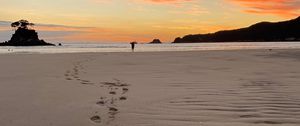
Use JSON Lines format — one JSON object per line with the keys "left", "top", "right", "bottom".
{"left": 0, "top": 0, "right": 299, "bottom": 43}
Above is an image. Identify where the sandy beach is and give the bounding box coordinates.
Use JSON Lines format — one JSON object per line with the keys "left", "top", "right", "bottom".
{"left": 0, "top": 49, "right": 300, "bottom": 126}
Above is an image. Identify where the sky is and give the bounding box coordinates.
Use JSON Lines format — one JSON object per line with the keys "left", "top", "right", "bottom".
{"left": 0, "top": 0, "right": 300, "bottom": 43}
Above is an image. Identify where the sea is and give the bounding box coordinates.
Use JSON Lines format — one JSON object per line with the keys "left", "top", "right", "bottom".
{"left": 1, "top": 42, "right": 300, "bottom": 54}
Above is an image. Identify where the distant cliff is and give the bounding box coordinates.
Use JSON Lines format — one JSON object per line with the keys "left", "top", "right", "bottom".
{"left": 173, "top": 16, "right": 300, "bottom": 43}
{"left": 0, "top": 20, "right": 54, "bottom": 46}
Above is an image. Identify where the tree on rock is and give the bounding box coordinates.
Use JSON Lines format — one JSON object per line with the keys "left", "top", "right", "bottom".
{"left": 0, "top": 19, "right": 54, "bottom": 46}
{"left": 11, "top": 20, "right": 34, "bottom": 30}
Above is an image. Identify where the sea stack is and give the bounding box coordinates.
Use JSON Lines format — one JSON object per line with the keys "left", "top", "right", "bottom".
{"left": 0, "top": 20, "right": 54, "bottom": 46}
{"left": 149, "top": 39, "right": 162, "bottom": 44}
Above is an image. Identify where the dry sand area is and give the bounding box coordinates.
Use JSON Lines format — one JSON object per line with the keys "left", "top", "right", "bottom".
{"left": 0, "top": 49, "right": 300, "bottom": 126}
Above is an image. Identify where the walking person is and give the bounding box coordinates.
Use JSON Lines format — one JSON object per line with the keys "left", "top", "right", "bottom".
{"left": 130, "top": 42, "right": 137, "bottom": 52}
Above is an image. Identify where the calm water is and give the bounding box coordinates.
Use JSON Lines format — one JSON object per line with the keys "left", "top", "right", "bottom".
{"left": 1, "top": 42, "right": 300, "bottom": 54}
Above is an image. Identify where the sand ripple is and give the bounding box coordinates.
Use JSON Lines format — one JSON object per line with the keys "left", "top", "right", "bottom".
{"left": 128, "top": 80, "right": 300, "bottom": 125}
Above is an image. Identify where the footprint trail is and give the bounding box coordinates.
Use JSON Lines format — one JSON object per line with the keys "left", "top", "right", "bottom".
{"left": 64, "top": 58, "right": 130, "bottom": 125}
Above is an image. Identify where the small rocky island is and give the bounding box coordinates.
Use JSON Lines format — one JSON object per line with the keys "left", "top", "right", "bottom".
{"left": 148, "top": 39, "right": 162, "bottom": 44}
{"left": 0, "top": 20, "right": 54, "bottom": 46}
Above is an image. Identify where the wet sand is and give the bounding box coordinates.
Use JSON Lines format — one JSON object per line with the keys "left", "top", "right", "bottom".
{"left": 0, "top": 49, "right": 300, "bottom": 126}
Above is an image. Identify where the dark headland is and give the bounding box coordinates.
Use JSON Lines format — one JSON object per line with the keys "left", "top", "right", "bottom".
{"left": 0, "top": 20, "right": 54, "bottom": 46}
{"left": 173, "top": 16, "right": 300, "bottom": 43}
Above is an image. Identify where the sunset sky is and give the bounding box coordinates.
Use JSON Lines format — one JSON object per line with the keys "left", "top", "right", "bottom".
{"left": 0, "top": 0, "right": 299, "bottom": 43}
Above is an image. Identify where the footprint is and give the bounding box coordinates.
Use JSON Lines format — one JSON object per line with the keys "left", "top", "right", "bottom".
{"left": 122, "top": 88, "right": 129, "bottom": 91}
{"left": 108, "top": 107, "right": 119, "bottom": 119}
{"left": 119, "top": 83, "right": 129, "bottom": 87}
{"left": 122, "top": 88, "right": 129, "bottom": 94}
{"left": 109, "top": 107, "right": 118, "bottom": 112}
{"left": 81, "top": 80, "right": 93, "bottom": 85}
{"left": 81, "top": 82, "right": 93, "bottom": 85}
{"left": 119, "top": 96, "right": 127, "bottom": 100}
{"left": 96, "top": 100, "right": 105, "bottom": 105}
{"left": 91, "top": 78, "right": 130, "bottom": 124}
{"left": 109, "top": 91, "right": 116, "bottom": 95}
{"left": 90, "top": 115, "right": 101, "bottom": 123}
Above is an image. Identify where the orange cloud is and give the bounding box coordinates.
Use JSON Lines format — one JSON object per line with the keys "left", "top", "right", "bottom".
{"left": 62, "top": 26, "right": 161, "bottom": 42}
{"left": 35, "top": 25, "right": 92, "bottom": 32}
{"left": 37, "top": 26, "right": 144, "bottom": 42}
{"left": 228, "top": 0, "right": 300, "bottom": 17}
{"left": 144, "top": 0, "right": 192, "bottom": 3}
{"left": 168, "top": 5, "right": 209, "bottom": 15}
{"left": 91, "top": 0, "right": 195, "bottom": 5}
{"left": 139, "top": 0, "right": 195, "bottom": 6}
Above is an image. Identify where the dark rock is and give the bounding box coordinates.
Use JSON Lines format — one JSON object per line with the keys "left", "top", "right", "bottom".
{"left": 173, "top": 16, "right": 300, "bottom": 43}
{"left": 149, "top": 39, "right": 162, "bottom": 44}
{"left": 0, "top": 20, "right": 54, "bottom": 46}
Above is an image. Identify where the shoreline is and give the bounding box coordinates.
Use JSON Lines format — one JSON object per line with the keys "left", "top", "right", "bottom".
{"left": 0, "top": 47, "right": 299, "bottom": 55}
{"left": 1, "top": 42, "right": 300, "bottom": 54}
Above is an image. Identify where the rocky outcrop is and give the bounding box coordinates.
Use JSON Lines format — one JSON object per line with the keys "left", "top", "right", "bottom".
{"left": 0, "top": 20, "right": 54, "bottom": 46}
{"left": 149, "top": 39, "right": 162, "bottom": 44}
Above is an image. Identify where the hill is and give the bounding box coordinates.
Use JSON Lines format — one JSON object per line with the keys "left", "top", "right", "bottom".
{"left": 173, "top": 16, "right": 300, "bottom": 43}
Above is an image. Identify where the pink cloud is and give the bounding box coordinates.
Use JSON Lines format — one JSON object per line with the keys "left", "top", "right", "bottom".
{"left": 91, "top": 0, "right": 194, "bottom": 5}
{"left": 227, "top": 0, "right": 300, "bottom": 17}
{"left": 144, "top": 0, "right": 192, "bottom": 3}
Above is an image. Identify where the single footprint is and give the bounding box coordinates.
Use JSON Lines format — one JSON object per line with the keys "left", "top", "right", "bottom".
{"left": 109, "top": 91, "right": 116, "bottom": 95}
{"left": 122, "top": 88, "right": 129, "bottom": 91}
{"left": 90, "top": 115, "right": 101, "bottom": 123}
{"left": 96, "top": 100, "right": 105, "bottom": 105}
{"left": 81, "top": 80, "right": 93, "bottom": 85}
{"left": 119, "top": 96, "right": 127, "bottom": 100}
{"left": 122, "top": 88, "right": 129, "bottom": 94}
{"left": 109, "top": 107, "right": 118, "bottom": 112}
{"left": 108, "top": 107, "right": 119, "bottom": 119}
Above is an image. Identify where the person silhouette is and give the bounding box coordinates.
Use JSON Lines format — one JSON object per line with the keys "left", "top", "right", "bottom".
{"left": 130, "top": 42, "right": 137, "bottom": 52}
